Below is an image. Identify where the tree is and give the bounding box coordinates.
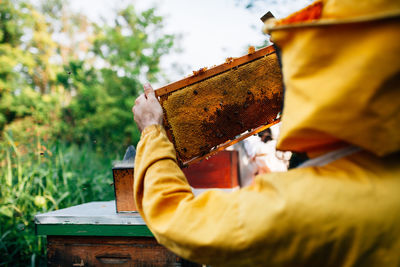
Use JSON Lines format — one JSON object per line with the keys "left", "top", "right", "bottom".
{"left": 0, "top": 0, "right": 60, "bottom": 135}
{"left": 59, "top": 5, "right": 174, "bottom": 150}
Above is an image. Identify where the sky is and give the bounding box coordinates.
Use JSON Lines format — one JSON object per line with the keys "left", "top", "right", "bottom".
{"left": 69, "top": 0, "right": 312, "bottom": 84}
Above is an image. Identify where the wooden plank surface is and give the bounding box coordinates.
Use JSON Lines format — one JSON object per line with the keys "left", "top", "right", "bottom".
{"left": 47, "top": 235, "right": 201, "bottom": 267}
{"left": 35, "top": 201, "right": 151, "bottom": 236}
{"left": 35, "top": 201, "right": 142, "bottom": 225}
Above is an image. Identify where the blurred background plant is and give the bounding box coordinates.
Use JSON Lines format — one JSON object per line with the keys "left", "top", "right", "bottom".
{"left": 0, "top": 133, "right": 115, "bottom": 266}
{"left": 0, "top": 0, "right": 174, "bottom": 265}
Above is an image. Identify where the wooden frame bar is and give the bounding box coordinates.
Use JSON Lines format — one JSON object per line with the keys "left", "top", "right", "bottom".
{"left": 155, "top": 45, "right": 275, "bottom": 97}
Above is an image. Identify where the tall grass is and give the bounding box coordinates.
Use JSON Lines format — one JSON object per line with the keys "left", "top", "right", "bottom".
{"left": 0, "top": 133, "right": 118, "bottom": 266}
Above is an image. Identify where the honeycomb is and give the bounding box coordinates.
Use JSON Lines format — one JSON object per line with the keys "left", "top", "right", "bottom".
{"left": 159, "top": 52, "right": 283, "bottom": 163}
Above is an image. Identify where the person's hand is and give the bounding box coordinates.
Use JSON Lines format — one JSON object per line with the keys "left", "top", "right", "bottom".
{"left": 132, "top": 83, "right": 163, "bottom": 132}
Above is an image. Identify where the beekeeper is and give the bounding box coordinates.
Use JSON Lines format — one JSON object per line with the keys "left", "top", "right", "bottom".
{"left": 132, "top": 0, "right": 400, "bottom": 265}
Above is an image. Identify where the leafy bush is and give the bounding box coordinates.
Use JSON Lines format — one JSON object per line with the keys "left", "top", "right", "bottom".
{"left": 0, "top": 133, "right": 117, "bottom": 266}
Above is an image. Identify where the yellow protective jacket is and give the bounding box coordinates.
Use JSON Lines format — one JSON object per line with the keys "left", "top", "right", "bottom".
{"left": 134, "top": 0, "right": 400, "bottom": 266}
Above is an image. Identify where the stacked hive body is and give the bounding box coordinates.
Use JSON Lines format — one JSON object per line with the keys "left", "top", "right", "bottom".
{"left": 156, "top": 46, "right": 283, "bottom": 165}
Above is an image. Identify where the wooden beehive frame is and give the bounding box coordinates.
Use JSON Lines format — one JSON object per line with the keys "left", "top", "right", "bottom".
{"left": 155, "top": 45, "right": 282, "bottom": 166}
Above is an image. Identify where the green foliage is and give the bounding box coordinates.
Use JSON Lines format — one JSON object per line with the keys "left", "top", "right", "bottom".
{"left": 55, "top": 5, "right": 174, "bottom": 151}
{"left": 93, "top": 6, "right": 174, "bottom": 82}
{"left": 0, "top": 0, "right": 34, "bottom": 129}
{"left": 0, "top": 133, "right": 115, "bottom": 266}
{"left": 57, "top": 59, "right": 143, "bottom": 151}
{"left": 1, "top": 0, "right": 174, "bottom": 147}
{"left": 0, "top": 0, "right": 59, "bottom": 132}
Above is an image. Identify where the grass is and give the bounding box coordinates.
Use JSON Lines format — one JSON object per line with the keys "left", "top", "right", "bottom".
{"left": 0, "top": 132, "right": 118, "bottom": 266}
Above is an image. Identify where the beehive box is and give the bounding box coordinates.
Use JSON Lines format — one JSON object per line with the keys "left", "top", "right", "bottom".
{"left": 112, "top": 162, "right": 136, "bottom": 213}
{"left": 182, "top": 150, "right": 239, "bottom": 188}
{"left": 155, "top": 45, "right": 283, "bottom": 165}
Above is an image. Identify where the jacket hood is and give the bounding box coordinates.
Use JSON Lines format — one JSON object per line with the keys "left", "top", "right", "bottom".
{"left": 264, "top": 0, "right": 400, "bottom": 156}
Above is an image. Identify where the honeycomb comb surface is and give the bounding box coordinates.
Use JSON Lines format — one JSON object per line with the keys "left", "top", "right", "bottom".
{"left": 160, "top": 52, "right": 283, "bottom": 163}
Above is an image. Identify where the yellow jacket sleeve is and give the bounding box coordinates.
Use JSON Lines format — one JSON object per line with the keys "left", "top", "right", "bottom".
{"left": 134, "top": 125, "right": 400, "bottom": 266}
{"left": 134, "top": 125, "right": 286, "bottom": 265}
